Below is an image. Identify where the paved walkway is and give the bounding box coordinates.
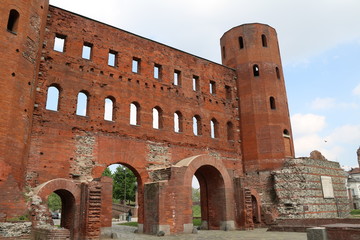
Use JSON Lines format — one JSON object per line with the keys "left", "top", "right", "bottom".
{"left": 101, "top": 225, "right": 307, "bottom": 240}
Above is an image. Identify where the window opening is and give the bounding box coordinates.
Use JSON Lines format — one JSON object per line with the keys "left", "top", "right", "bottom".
{"left": 210, "top": 81, "right": 216, "bottom": 95}
{"left": 283, "top": 129, "right": 290, "bottom": 138}
{"left": 270, "top": 96, "right": 276, "bottom": 110}
{"left": 54, "top": 34, "right": 66, "bottom": 52}
{"left": 193, "top": 75, "right": 199, "bottom": 91}
{"left": 261, "top": 34, "right": 267, "bottom": 47}
{"left": 276, "top": 67, "right": 280, "bottom": 79}
{"left": 7, "top": 9, "right": 20, "bottom": 33}
{"left": 174, "top": 70, "right": 181, "bottom": 86}
{"left": 239, "top": 36, "right": 244, "bottom": 49}
{"left": 222, "top": 46, "right": 226, "bottom": 59}
{"left": 130, "top": 102, "right": 140, "bottom": 125}
{"left": 154, "top": 64, "right": 162, "bottom": 80}
{"left": 132, "top": 58, "right": 140, "bottom": 73}
{"left": 45, "top": 86, "right": 60, "bottom": 111}
{"left": 152, "top": 107, "right": 163, "bottom": 129}
{"left": 253, "top": 65, "right": 260, "bottom": 77}
{"left": 225, "top": 85, "right": 231, "bottom": 100}
{"left": 227, "top": 121, "right": 234, "bottom": 141}
{"left": 210, "top": 118, "right": 218, "bottom": 138}
{"left": 108, "top": 50, "right": 117, "bottom": 67}
{"left": 76, "top": 91, "right": 88, "bottom": 116}
{"left": 174, "top": 111, "right": 183, "bottom": 133}
{"left": 193, "top": 115, "right": 202, "bottom": 136}
{"left": 104, "top": 97, "right": 115, "bottom": 121}
{"left": 82, "top": 42, "right": 92, "bottom": 60}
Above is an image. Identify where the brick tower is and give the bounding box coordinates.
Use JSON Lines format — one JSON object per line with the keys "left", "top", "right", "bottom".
{"left": 220, "top": 23, "right": 294, "bottom": 172}
{"left": 0, "top": 0, "right": 49, "bottom": 219}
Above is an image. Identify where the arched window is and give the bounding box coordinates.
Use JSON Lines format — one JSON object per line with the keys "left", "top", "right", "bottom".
{"left": 210, "top": 118, "right": 219, "bottom": 139}
{"left": 7, "top": 9, "right": 20, "bottom": 33}
{"left": 227, "top": 121, "right": 234, "bottom": 141}
{"left": 261, "top": 34, "right": 267, "bottom": 47}
{"left": 276, "top": 67, "right": 280, "bottom": 79}
{"left": 270, "top": 96, "right": 276, "bottom": 110}
{"left": 253, "top": 64, "right": 260, "bottom": 77}
{"left": 152, "top": 106, "right": 163, "bottom": 129}
{"left": 104, "top": 97, "right": 115, "bottom": 121}
{"left": 130, "top": 102, "right": 140, "bottom": 125}
{"left": 238, "top": 36, "right": 244, "bottom": 49}
{"left": 193, "top": 115, "right": 202, "bottom": 136}
{"left": 76, "top": 91, "right": 89, "bottom": 116}
{"left": 174, "top": 111, "right": 183, "bottom": 133}
{"left": 45, "top": 85, "right": 60, "bottom": 111}
{"left": 222, "top": 46, "right": 226, "bottom": 59}
{"left": 283, "top": 129, "right": 290, "bottom": 138}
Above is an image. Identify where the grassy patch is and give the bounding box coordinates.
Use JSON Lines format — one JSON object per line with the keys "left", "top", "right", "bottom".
{"left": 193, "top": 218, "right": 201, "bottom": 226}
{"left": 350, "top": 209, "right": 360, "bottom": 215}
{"left": 192, "top": 205, "right": 201, "bottom": 218}
{"left": 118, "top": 222, "right": 138, "bottom": 227}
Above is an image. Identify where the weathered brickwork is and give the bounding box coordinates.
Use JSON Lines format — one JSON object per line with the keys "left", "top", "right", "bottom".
{"left": 0, "top": 0, "right": 350, "bottom": 239}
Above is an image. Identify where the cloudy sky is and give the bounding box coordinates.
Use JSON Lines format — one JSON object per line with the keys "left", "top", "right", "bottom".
{"left": 50, "top": 0, "right": 360, "bottom": 169}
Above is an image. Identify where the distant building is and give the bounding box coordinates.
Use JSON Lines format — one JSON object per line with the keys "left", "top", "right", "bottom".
{"left": 347, "top": 147, "right": 360, "bottom": 209}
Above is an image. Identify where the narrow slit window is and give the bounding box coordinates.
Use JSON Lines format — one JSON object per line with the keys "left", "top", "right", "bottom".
{"left": 54, "top": 34, "right": 66, "bottom": 52}
{"left": 45, "top": 86, "right": 60, "bottom": 111}
{"left": 7, "top": 9, "right": 20, "bottom": 34}
{"left": 130, "top": 102, "right": 140, "bottom": 125}
{"left": 238, "top": 36, "right": 244, "bottom": 49}
{"left": 154, "top": 64, "right": 162, "bottom": 80}
{"left": 82, "top": 42, "right": 93, "bottom": 60}
{"left": 193, "top": 115, "right": 202, "bottom": 136}
{"left": 227, "top": 121, "right": 234, "bottom": 141}
{"left": 210, "top": 118, "right": 219, "bottom": 139}
{"left": 276, "top": 67, "right": 280, "bottom": 79}
{"left": 225, "top": 85, "right": 232, "bottom": 100}
{"left": 270, "top": 96, "right": 276, "bottom": 110}
{"left": 152, "top": 106, "right": 163, "bottom": 129}
{"left": 108, "top": 50, "right": 117, "bottom": 67}
{"left": 283, "top": 129, "right": 290, "bottom": 138}
{"left": 104, "top": 97, "right": 115, "bottom": 121}
{"left": 174, "top": 70, "right": 181, "bottom": 86}
{"left": 174, "top": 111, "right": 183, "bottom": 133}
{"left": 210, "top": 81, "right": 216, "bottom": 95}
{"left": 222, "top": 46, "right": 226, "bottom": 59}
{"left": 253, "top": 65, "right": 260, "bottom": 77}
{"left": 261, "top": 34, "right": 267, "bottom": 47}
{"left": 192, "top": 75, "right": 199, "bottom": 91}
{"left": 76, "top": 91, "right": 89, "bottom": 116}
{"left": 132, "top": 58, "right": 140, "bottom": 73}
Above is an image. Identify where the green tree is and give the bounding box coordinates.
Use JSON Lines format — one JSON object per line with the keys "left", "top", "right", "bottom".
{"left": 112, "top": 165, "right": 137, "bottom": 204}
{"left": 192, "top": 187, "right": 200, "bottom": 203}
{"left": 102, "top": 167, "right": 112, "bottom": 177}
{"left": 48, "top": 192, "right": 62, "bottom": 211}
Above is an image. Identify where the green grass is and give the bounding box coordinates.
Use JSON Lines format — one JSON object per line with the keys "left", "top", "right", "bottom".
{"left": 192, "top": 205, "right": 201, "bottom": 218}
{"left": 193, "top": 218, "right": 201, "bottom": 226}
{"left": 350, "top": 209, "right": 360, "bottom": 215}
{"left": 118, "top": 222, "right": 138, "bottom": 227}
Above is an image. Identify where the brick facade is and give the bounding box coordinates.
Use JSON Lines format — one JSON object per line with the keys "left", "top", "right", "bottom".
{"left": 0, "top": 1, "right": 350, "bottom": 239}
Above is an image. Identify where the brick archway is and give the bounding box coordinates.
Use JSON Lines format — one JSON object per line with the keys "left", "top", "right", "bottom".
{"left": 34, "top": 178, "right": 81, "bottom": 239}
{"left": 175, "top": 155, "right": 235, "bottom": 231}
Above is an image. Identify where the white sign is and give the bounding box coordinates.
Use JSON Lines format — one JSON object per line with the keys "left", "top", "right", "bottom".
{"left": 321, "top": 176, "right": 334, "bottom": 198}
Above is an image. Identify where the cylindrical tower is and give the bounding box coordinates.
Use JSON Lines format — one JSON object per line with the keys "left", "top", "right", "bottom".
{"left": 220, "top": 23, "right": 294, "bottom": 172}
{"left": 0, "top": 0, "right": 49, "bottom": 218}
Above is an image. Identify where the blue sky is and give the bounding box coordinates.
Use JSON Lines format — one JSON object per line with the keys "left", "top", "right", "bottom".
{"left": 50, "top": 0, "right": 360, "bottom": 169}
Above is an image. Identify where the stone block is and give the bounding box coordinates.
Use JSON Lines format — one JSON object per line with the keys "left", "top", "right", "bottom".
{"left": 307, "top": 227, "right": 327, "bottom": 240}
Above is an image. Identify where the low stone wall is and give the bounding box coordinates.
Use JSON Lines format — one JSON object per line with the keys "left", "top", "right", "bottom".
{"left": 32, "top": 227, "right": 70, "bottom": 240}
{"left": 0, "top": 222, "right": 32, "bottom": 238}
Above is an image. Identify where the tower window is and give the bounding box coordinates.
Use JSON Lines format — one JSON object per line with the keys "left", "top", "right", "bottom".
{"left": 152, "top": 106, "right": 163, "bottom": 129}
{"left": 225, "top": 85, "right": 232, "bottom": 100}
{"left": 174, "top": 70, "right": 181, "bottom": 86}
{"left": 193, "top": 115, "right": 202, "bottom": 136}
{"left": 283, "top": 129, "right": 290, "bottom": 138}
{"left": 82, "top": 42, "right": 93, "bottom": 60}
{"left": 54, "top": 34, "right": 66, "bottom": 52}
{"left": 45, "top": 85, "right": 60, "bottom": 111}
{"left": 193, "top": 75, "right": 199, "bottom": 91}
{"left": 7, "top": 9, "right": 20, "bottom": 34}
{"left": 130, "top": 102, "right": 140, "bottom": 125}
{"left": 108, "top": 50, "right": 117, "bottom": 67}
{"left": 210, "top": 81, "right": 216, "bottom": 95}
{"left": 154, "top": 64, "right": 162, "bottom": 80}
{"left": 174, "top": 111, "right": 183, "bottom": 133}
{"left": 104, "top": 97, "right": 115, "bottom": 121}
{"left": 132, "top": 58, "right": 141, "bottom": 73}
{"left": 227, "top": 121, "right": 234, "bottom": 141}
{"left": 253, "top": 65, "right": 260, "bottom": 77}
{"left": 238, "top": 36, "right": 244, "bottom": 49}
{"left": 276, "top": 67, "right": 280, "bottom": 79}
{"left": 270, "top": 96, "right": 276, "bottom": 110}
{"left": 261, "top": 34, "right": 268, "bottom": 47}
{"left": 210, "top": 118, "right": 219, "bottom": 139}
{"left": 222, "top": 46, "right": 226, "bottom": 59}
{"left": 76, "top": 91, "right": 89, "bottom": 116}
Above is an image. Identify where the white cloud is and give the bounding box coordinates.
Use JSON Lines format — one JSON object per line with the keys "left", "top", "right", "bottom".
{"left": 311, "top": 98, "right": 335, "bottom": 110}
{"left": 326, "top": 125, "right": 360, "bottom": 144}
{"left": 353, "top": 83, "right": 360, "bottom": 96}
{"left": 291, "top": 113, "right": 326, "bottom": 136}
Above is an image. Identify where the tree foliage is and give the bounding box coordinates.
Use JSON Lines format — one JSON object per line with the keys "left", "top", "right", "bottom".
{"left": 192, "top": 187, "right": 200, "bottom": 202}
{"left": 102, "top": 167, "right": 112, "bottom": 177}
{"left": 111, "top": 165, "right": 137, "bottom": 204}
{"left": 48, "top": 192, "right": 62, "bottom": 211}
